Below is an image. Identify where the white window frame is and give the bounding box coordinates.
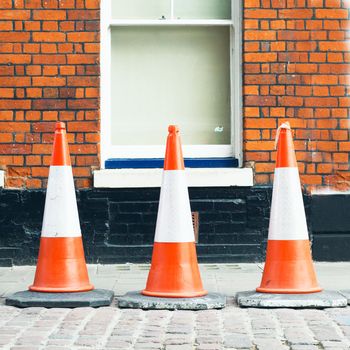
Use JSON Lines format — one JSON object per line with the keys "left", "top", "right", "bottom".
{"left": 100, "top": 0, "right": 242, "bottom": 168}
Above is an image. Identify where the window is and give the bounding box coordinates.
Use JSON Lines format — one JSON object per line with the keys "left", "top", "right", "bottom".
{"left": 100, "top": 0, "right": 242, "bottom": 167}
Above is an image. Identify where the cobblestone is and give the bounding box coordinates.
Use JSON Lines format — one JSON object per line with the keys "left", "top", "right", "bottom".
{"left": 0, "top": 304, "right": 349, "bottom": 349}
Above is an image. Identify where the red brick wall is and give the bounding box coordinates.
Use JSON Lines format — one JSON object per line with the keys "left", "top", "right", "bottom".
{"left": 0, "top": 0, "right": 349, "bottom": 190}
{"left": 0, "top": 0, "right": 100, "bottom": 188}
{"left": 243, "top": 0, "right": 350, "bottom": 191}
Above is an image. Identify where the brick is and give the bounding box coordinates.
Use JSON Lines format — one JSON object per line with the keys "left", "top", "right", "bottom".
{"left": 43, "top": 66, "right": 58, "bottom": 76}
{"left": 0, "top": 144, "right": 31, "bottom": 154}
{"left": 67, "top": 32, "right": 99, "bottom": 42}
{"left": 68, "top": 10, "right": 99, "bottom": 20}
{"left": 42, "top": 111, "right": 58, "bottom": 121}
{"left": 32, "top": 32, "right": 66, "bottom": 42}
{"left": 26, "top": 178, "right": 42, "bottom": 188}
{"left": 41, "top": 43, "right": 57, "bottom": 53}
{"left": 0, "top": 111, "right": 14, "bottom": 120}
{"left": 85, "top": 88, "right": 99, "bottom": 98}
{"left": 73, "top": 167, "right": 91, "bottom": 177}
{"left": 43, "top": 88, "right": 58, "bottom": 98}
{"left": 244, "top": 19, "right": 259, "bottom": 30}
{"left": 245, "top": 30, "right": 276, "bottom": 40}
{"left": 0, "top": 88, "right": 14, "bottom": 98}
{"left": 244, "top": 86, "right": 259, "bottom": 95}
{"left": 279, "top": 96, "right": 303, "bottom": 106}
{"left": 246, "top": 141, "right": 275, "bottom": 151}
{"left": 33, "top": 10, "right": 67, "bottom": 20}
{"left": 245, "top": 0, "right": 261, "bottom": 7}
{"left": 245, "top": 52, "right": 277, "bottom": 62}
{"left": 245, "top": 74, "right": 276, "bottom": 85}
{"left": 245, "top": 118, "right": 276, "bottom": 129}
{"left": 67, "top": 121, "right": 99, "bottom": 132}
{"left": 70, "top": 144, "right": 97, "bottom": 154}
{"left": 279, "top": 9, "right": 313, "bottom": 18}
{"left": 315, "top": 9, "right": 348, "bottom": 18}
{"left": 23, "top": 43, "right": 40, "bottom": 53}
{"left": 0, "top": 66, "right": 14, "bottom": 76}
{"left": 42, "top": 21, "right": 59, "bottom": 31}
{"left": 278, "top": 30, "right": 310, "bottom": 40}
{"left": 24, "top": 0, "right": 42, "bottom": 8}
{"left": 317, "top": 141, "right": 338, "bottom": 151}
{"left": 26, "top": 65, "right": 42, "bottom": 76}
{"left": 26, "top": 88, "right": 42, "bottom": 98}
{"left": 0, "top": 100, "right": 31, "bottom": 109}
{"left": 305, "top": 98, "right": 338, "bottom": 107}
{"left": 6, "top": 177, "right": 25, "bottom": 188}
{"left": 68, "top": 99, "right": 98, "bottom": 109}
{"left": 32, "top": 99, "right": 66, "bottom": 110}
{"left": 0, "top": 0, "right": 12, "bottom": 8}
{"left": 329, "top": 86, "right": 346, "bottom": 96}
{"left": 84, "top": 133, "right": 99, "bottom": 143}
{"left": 245, "top": 96, "right": 276, "bottom": 106}
{"left": 245, "top": 151, "right": 270, "bottom": 161}
{"left": 0, "top": 133, "right": 13, "bottom": 142}
{"left": 59, "top": 0, "right": 75, "bottom": 8}
{"left": 33, "top": 54, "right": 66, "bottom": 64}
{"left": 317, "top": 163, "right": 334, "bottom": 173}
{"left": 26, "top": 155, "right": 42, "bottom": 166}
{"left": 333, "top": 153, "right": 348, "bottom": 162}
{"left": 0, "top": 10, "right": 30, "bottom": 19}
{"left": 311, "top": 75, "right": 338, "bottom": 85}
{"left": 31, "top": 166, "right": 49, "bottom": 177}
{"left": 319, "top": 41, "right": 349, "bottom": 51}
{"left": 0, "top": 32, "right": 30, "bottom": 42}
{"left": 32, "top": 144, "right": 53, "bottom": 154}
{"left": 67, "top": 76, "right": 99, "bottom": 87}
{"left": 32, "top": 77, "right": 66, "bottom": 87}
{"left": 0, "top": 21, "right": 13, "bottom": 30}
{"left": 331, "top": 130, "right": 348, "bottom": 141}
{"left": 67, "top": 54, "right": 98, "bottom": 64}
{"left": 244, "top": 9, "right": 277, "bottom": 18}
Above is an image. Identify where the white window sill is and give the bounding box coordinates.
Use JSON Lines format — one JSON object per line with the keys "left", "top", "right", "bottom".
{"left": 0, "top": 170, "right": 4, "bottom": 188}
{"left": 93, "top": 168, "right": 253, "bottom": 188}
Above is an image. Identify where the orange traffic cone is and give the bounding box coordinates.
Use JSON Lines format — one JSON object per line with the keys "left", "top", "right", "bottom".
{"left": 29, "top": 122, "right": 93, "bottom": 293}
{"left": 142, "top": 125, "right": 207, "bottom": 298}
{"left": 256, "top": 122, "right": 322, "bottom": 294}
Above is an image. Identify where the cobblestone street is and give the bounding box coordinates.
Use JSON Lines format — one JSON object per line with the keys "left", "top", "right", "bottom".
{"left": 2, "top": 302, "right": 350, "bottom": 350}
{"left": 1, "top": 263, "right": 350, "bottom": 350}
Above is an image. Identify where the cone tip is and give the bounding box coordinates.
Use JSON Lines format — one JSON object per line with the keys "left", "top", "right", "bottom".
{"left": 55, "top": 121, "right": 66, "bottom": 131}
{"left": 279, "top": 122, "right": 291, "bottom": 130}
{"left": 168, "top": 125, "right": 179, "bottom": 134}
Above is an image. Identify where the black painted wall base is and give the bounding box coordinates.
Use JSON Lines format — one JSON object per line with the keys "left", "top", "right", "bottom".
{"left": 311, "top": 194, "right": 350, "bottom": 261}
{"left": 0, "top": 187, "right": 348, "bottom": 266}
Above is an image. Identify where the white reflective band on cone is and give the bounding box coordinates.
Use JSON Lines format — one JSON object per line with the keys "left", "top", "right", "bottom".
{"left": 42, "top": 166, "right": 82, "bottom": 237}
{"left": 268, "top": 167, "right": 309, "bottom": 240}
{"left": 154, "top": 170, "right": 195, "bottom": 243}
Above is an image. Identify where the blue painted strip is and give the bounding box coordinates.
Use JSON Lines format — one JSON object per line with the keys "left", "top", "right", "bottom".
{"left": 105, "top": 158, "right": 238, "bottom": 169}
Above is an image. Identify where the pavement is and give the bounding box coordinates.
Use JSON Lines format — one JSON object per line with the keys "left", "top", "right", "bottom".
{"left": 0, "top": 262, "right": 350, "bottom": 349}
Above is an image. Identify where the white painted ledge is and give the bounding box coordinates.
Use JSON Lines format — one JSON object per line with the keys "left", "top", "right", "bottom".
{"left": 0, "top": 170, "right": 4, "bottom": 188}
{"left": 94, "top": 168, "right": 253, "bottom": 188}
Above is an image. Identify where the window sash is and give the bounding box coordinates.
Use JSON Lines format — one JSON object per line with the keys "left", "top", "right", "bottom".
{"left": 100, "top": 0, "right": 242, "bottom": 166}
{"left": 111, "top": 0, "right": 232, "bottom": 20}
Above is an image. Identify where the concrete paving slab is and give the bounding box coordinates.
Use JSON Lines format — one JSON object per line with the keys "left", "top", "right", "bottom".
{"left": 339, "top": 290, "right": 350, "bottom": 304}
{"left": 117, "top": 291, "right": 226, "bottom": 310}
{"left": 5, "top": 289, "right": 114, "bottom": 308}
{"left": 236, "top": 290, "right": 347, "bottom": 308}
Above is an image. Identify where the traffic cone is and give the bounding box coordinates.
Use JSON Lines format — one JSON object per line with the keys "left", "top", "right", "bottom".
{"left": 256, "top": 122, "right": 322, "bottom": 294}
{"left": 29, "top": 122, "right": 93, "bottom": 293}
{"left": 142, "top": 125, "right": 207, "bottom": 298}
